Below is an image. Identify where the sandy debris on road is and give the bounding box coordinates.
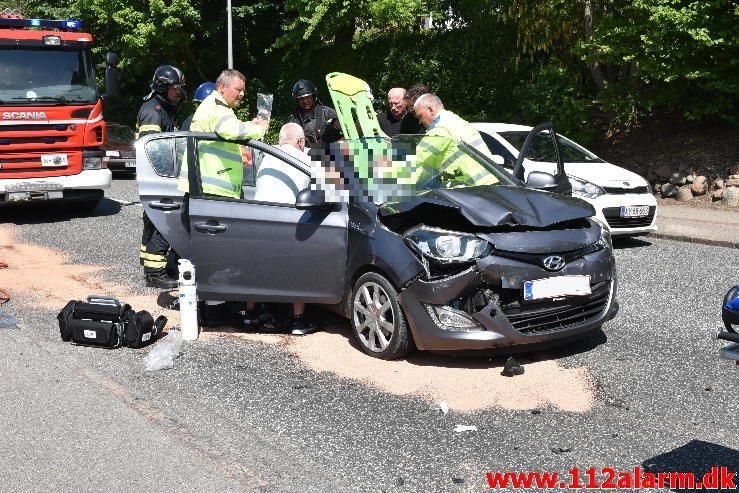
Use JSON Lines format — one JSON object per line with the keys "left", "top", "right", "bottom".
{"left": 225, "top": 330, "right": 595, "bottom": 413}
{"left": 2, "top": 225, "right": 595, "bottom": 413}
{"left": 0, "top": 226, "right": 176, "bottom": 319}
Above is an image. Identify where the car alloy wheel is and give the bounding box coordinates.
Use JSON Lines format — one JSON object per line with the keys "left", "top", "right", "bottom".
{"left": 351, "top": 272, "right": 411, "bottom": 359}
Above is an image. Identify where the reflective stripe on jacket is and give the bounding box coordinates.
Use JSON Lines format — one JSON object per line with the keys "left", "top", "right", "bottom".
{"left": 135, "top": 94, "right": 177, "bottom": 139}
{"left": 179, "top": 92, "right": 265, "bottom": 198}
{"left": 414, "top": 110, "right": 497, "bottom": 189}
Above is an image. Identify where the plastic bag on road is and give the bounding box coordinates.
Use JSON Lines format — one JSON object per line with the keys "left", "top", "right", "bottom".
{"left": 144, "top": 330, "right": 183, "bottom": 371}
{"left": 0, "top": 309, "right": 18, "bottom": 329}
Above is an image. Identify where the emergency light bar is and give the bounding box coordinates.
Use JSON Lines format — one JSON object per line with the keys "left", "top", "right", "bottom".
{"left": 0, "top": 17, "right": 82, "bottom": 31}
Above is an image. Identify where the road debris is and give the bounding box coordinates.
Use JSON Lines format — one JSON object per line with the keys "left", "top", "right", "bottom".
{"left": 500, "top": 357, "right": 525, "bottom": 377}
{"left": 431, "top": 401, "right": 449, "bottom": 414}
{"left": 144, "top": 330, "right": 183, "bottom": 371}
{"left": 454, "top": 424, "right": 477, "bottom": 433}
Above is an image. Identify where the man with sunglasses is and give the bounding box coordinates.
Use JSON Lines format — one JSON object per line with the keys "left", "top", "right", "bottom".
{"left": 136, "top": 65, "right": 187, "bottom": 289}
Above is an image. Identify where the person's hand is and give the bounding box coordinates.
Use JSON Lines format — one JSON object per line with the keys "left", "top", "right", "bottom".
{"left": 251, "top": 117, "right": 269, "bottom": 132}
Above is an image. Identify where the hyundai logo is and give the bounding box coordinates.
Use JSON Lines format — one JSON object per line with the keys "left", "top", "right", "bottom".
{"left": 543, "top": 255, "right": 566, "bottom": 271}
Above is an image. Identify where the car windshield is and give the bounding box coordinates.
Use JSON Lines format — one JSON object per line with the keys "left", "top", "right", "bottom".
{"left": 107, "top": 124, "right": 135, "bottom": 141}
{"left": 312, "top": 135, "right": 520, "bottom": 204}
{"left": 0, "top": 47, "right": 97, "bottom": 105}
{"left": 498, "top": 131, "right": 605, "bottom": 163}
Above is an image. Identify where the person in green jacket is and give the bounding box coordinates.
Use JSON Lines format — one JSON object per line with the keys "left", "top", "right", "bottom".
{"left": 179, "top": 69, "right": 268, "bottom": 197}
{"left": 411, "top": 93, "right": 498, "bottom": 189}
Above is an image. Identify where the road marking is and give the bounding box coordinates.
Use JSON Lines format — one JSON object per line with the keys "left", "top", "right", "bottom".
{"left": 108, "top": 197, "right": 141, "bottom": 206}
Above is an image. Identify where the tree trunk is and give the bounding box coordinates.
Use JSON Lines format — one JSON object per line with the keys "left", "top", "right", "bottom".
{"left": 584, "top": 0, "right": 608, "bottom": 91}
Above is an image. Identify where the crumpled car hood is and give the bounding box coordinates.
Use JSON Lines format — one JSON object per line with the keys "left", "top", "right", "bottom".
{"left": 379, "top": 185, "right": 595, "bottom": 228}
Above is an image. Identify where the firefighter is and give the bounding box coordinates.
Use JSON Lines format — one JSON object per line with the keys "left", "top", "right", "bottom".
{"left": 288, "top": 79, "right": 341, "bottom": 148}
{"left": 182, "top": 81, "right": 215, "bottom": 131}
{"left": 136, "top": 64, "right": 186, "bottom": 289}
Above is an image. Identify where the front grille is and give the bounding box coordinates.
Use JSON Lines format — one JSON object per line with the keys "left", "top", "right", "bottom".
{"left": 603, "top": 186, "right": 650, "bottom": 194}
{"left": 502, "top": 281, "right": 611, "bottom": 335}
{"left": 0, "top": 136, "right": 69, "bottom": 145}
{"left": 493, "top": 242, "right": 604, "bottom": 270}
{"left": 0, "top": 124, "right": 70, "bottom": 132}
{"left": 602, "top": 206, "right": 656, "bottom": 228}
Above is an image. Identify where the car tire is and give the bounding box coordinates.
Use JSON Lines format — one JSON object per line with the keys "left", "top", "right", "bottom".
{"left": 351, "top": 272, "right": 412, "bottom": 360}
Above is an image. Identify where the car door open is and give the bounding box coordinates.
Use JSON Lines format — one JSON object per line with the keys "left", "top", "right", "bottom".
{"left": 136, "top": 133, "right": 191, "bottom": 259}
{"left": 186, "top": 138, "right": 349, "bottom": 304}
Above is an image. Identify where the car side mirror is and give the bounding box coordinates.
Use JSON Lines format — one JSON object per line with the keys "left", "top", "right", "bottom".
{"left": 102, "top": 52, "right": 119, "bottom": 99}
{"left": 106, "top": 52, "right": 119, "bottom": 67}
{"left": 526, "top": 171, "right": 558, "bottom": 192}
{"left": 295, "top": 188, "right": 337, "bottom": 211}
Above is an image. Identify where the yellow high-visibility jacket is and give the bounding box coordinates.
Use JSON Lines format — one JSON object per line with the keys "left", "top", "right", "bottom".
{"left": 413, "top": 110, "right": 498, "bottom": 189}
{"left": 179, "top": 92, "right": 265, "bottom": 198}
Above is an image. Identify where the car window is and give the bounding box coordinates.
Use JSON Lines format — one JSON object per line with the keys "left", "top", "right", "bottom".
{"left": 144, "top": 136, "right": 186, "bottom": 177}
{"left": 480, "top": 132, "right": 516, "bottom": 165}
{"left": 192, "top": 138, "right": 310, "bottom": 200}
{"left": 498, "top": 131, "right": 605, "bottom": 163}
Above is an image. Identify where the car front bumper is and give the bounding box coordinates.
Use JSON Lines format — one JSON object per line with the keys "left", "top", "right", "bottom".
{"left": 586, "top": 192, "right": 658, "bottom": 236}
{"left": 398, "top": 248, "right": 618, "bottom": 352}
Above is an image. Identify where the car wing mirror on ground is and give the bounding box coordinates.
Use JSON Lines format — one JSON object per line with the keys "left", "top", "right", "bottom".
{"left": 295, "top": 188, "right": 338, "bottom": 211}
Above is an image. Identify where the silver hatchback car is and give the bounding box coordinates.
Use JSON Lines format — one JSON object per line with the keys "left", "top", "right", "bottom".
{"left": 137, "top": 131, "right": 618, "bottom": 359}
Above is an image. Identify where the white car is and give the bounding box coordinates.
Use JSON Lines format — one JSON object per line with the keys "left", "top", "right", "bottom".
{"left": 473, "top": 123, "right": 658, "bottom": 237}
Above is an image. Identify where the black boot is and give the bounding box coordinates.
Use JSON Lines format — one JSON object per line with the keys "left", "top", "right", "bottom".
{"left": 145, "top": 272, "right": 178, "bottom": 290}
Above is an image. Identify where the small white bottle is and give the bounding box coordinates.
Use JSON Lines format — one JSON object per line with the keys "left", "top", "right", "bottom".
{"left": 178, "top": 259, "right": 199, "bottom": 341}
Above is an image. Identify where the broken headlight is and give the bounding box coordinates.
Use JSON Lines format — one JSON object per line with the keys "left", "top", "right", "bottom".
{"left": 581, "top": 218, "right": 613, "bottom": 256}
{"left": 405, "top": 226, "right": 490, "bottom": 264}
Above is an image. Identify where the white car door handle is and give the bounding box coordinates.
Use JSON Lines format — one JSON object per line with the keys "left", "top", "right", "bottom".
{"left": 150, "top": 201, "right": 180, "bottom": 211}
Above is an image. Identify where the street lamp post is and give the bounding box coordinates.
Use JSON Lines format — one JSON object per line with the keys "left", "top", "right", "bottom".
{"left": 227, "top": 0, "right": 233, "bottom": 69}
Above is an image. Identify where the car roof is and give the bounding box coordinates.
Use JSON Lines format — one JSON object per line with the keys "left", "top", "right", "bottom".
{"left": 471, "top": 122, "right": 534, "bottom": 133}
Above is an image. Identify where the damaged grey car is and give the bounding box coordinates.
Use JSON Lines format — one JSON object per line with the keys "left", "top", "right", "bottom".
{"left": 138, "top": 128, "right": 618, "bottom": 359}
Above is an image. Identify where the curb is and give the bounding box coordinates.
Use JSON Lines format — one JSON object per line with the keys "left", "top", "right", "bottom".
{"left": 648, "top": 232, "right": 739, "bottom": 249}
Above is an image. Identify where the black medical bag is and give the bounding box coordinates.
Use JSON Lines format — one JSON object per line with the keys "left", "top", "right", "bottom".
{"left": 57, "top": 296, "right": 165, "bottom": 349}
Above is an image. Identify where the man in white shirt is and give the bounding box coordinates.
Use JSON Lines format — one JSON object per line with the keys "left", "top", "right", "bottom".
{"left": 247, "top": 123, "right": 317, "bottom": 335}
{"left": 254, "top": 122, "right": 310, "bottom": 203}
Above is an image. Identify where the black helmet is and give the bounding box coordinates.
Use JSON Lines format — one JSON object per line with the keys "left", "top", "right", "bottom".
{"left": 292, "top": 79, "right": 316, "bottom": 99}
{"left": 150, "top": 65, "right": 185, "bottom": 93}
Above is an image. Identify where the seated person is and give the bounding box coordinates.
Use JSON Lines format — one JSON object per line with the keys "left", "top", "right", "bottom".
{"left": 254, "top": 122, "right": 310, "bottom": 203}
{"left": 246, "top": 123, "right": 317, "bottom": 335}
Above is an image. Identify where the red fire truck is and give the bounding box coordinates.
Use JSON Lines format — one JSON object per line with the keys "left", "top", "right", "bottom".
{"left": 0, "top": 9, "right": 118, "bottom": 210}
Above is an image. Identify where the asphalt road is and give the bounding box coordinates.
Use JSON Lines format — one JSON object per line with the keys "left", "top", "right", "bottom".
{"left": 0, "top": 176, "right": 737, "bottom": 492}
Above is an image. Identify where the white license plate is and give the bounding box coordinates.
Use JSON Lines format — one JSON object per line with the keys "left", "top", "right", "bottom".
{"left": 41, "top": 153, "right": 68, "bottom": 167}
{"left": 124, "top": 160, "right": 136, "bottom": 168}
{"left": 620, "top": 205, "right": 649, "bottom": 218}
{"left": 105, "top": 150, "right": 120, "bottom": 157}
{"left": 523, "top": 275, "right": 591, "bottom": 301}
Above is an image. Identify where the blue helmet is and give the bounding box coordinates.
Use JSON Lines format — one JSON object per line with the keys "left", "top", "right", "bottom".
{"left": 193, "top": 82, "right": 215, "bottom": 103}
